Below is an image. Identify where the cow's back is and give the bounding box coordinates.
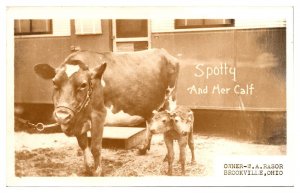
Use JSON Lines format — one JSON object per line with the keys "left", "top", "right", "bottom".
{"left": 65, "top": 49, "right": 179, "bottom": 120}
{"left": 102, "top": 49, "right": 179, "bottom": 119}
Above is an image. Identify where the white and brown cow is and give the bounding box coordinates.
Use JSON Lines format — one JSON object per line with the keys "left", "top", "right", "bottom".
{"left": 34, "top": 48, "right": 179, "bottom": 176}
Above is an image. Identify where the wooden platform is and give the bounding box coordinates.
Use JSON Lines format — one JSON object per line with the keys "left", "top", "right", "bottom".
{"left": 102, "top": 126, "right": 146, "bottom": 149}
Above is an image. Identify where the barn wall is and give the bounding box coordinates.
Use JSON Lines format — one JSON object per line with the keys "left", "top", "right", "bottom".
{"left": 14, "top": 36, "right": 72, "bottom": 103}
{"left": 192, "top": 109, "right": 286, "bottom": 144}
{"left": 151, "top": 27, "right": 286, "bottom": 144}
{"left": 151, "top": 28, "right": 286, "bottom": 111}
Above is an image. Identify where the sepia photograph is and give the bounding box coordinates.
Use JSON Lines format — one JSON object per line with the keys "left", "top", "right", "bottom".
{"left": 5, "top": 5, "right": 296, "bottom": 188}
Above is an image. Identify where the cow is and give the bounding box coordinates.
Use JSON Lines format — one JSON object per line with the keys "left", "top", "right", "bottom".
{"left": 34, "top": 48, "right": 179, "bottom": 176}
{"left": 149, "top": 106, "right": 195, "bottom": 176}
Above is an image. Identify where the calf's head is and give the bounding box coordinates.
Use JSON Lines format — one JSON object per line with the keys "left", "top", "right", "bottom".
{"left": 148, "top": 110, "right": 173, "bottom": 134}
{"left": 34, "top": 60, "right": 106, "bottom": 136}
{"left": 149, "top": 108, "right": 194, "bottom": 136}
{"left": 171, "top": 110, "right": 194, "bottom": 135}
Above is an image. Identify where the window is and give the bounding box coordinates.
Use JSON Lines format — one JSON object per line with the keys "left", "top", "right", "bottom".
{"left": 75, "top": 19, "right": 102, "bottom": 35}
{"left": 116, "top": 19, "right": 148, "bottom": 38}
{"left": 175, "top": 19, "right": 234, "bottom": 29}
{"left": 113, "top": 19, "right": 150, "bottom": 52}
{"left": 14, "top": 19, "right": 52, "bottom": 35}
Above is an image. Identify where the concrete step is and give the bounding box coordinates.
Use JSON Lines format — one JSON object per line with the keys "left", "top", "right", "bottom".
{"left": 102, "top": 126, "right": 146, "bottom": 149}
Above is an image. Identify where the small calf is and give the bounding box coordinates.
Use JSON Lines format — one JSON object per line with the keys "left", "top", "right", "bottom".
{"left": 149, "top": 106, "right": 195, "bottom": 176}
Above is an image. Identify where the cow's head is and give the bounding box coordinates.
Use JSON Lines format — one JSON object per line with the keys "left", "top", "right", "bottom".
{"left": 34, "top": 60, "right": 106, "bottom": 136}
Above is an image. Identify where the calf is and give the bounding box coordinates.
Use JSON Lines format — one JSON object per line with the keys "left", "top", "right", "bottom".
{"left": 149, "top": 106, "right": 195, "bottom": 176}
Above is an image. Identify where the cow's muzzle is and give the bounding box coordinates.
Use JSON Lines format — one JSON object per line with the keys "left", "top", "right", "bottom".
{"left": 54, "top": 107, "right": 74, "bottom": 128}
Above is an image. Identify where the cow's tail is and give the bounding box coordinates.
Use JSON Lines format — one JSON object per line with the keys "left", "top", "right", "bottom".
{"left": 161, "top": 48, "right": 180, "bottom": 111}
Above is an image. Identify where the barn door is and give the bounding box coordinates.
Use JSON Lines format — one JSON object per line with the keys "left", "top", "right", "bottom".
{"left": 112, "top": 19, "right": 151, "bottom": 52}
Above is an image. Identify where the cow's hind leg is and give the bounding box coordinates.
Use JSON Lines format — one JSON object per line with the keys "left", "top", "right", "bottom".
{"left": 76, "top": 133, "right": 93, "bottom": 175}
{"left": 138, "top": 121, "right": 152, "bottom": 155}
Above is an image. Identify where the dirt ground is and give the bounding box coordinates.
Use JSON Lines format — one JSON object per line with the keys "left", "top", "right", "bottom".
{"left": 14, "top": 132, "right": 286, "bottom": 177}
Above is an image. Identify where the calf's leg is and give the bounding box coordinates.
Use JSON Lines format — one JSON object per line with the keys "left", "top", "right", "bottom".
{"left": 178, "top": 137, "right": 188, "bottom": 175}
{"left": 188, "top": 132, "right": 196, "bottom": 164}
{"left": 164, "top": 135, "right": 174, "bottom": 176}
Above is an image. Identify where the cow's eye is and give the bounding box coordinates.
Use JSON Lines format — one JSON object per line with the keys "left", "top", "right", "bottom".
{"left": 79, "top": 82, "right": 88, "bottom": 89}
{"left": 162, "top": 119, "right": 166, "bottom": 123}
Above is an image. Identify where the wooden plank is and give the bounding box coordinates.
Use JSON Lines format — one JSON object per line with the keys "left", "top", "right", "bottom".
{"left": 102, "top": 126, "right": 146, "bottom": 149}
{"left": 103, "top": 126, "right": 145, "bottom": 139}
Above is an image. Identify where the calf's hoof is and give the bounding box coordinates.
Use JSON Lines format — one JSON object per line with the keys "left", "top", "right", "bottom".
{"left": 163, "top": 155, "right": 168, "bottom": 162}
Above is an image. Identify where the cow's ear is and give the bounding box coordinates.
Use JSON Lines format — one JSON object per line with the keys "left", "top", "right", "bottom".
{"left": 34, "top": 63, "right": 56, "bottom": 79}
{"left": 91, "top": 62, "right": 107, "bottom": 79}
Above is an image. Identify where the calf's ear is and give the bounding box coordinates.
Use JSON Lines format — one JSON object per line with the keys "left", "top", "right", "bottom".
{"left": 34, "top": 63, "right": 56, "bottom": 79}
{"left": 166, "top": 110, "right": 175, "bottom": 117}
{"left": 188, "top": 111, "right": 193, "bottom": 121}
{"left": 91, "top": 62, "right": 107, "bottom": 79}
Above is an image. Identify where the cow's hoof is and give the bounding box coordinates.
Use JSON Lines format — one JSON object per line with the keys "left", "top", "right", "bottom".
{"left": 84, "top": 162, "right": 94, "bottom": 175}
{"left": 93, "top": 167, "right": 102, "bottom": 177}
{"left": 191, "top": 160, "right": 197, "bottom": 165}
{"left": 167, "top": 171, "right": 173, "bottom": 176}
{"left": 137, "top": 144, "right": 149, "bottom": 155}
{"left": 84, "top": 165, "right": 93, "bottom": 176}
{"left": 84, "top": 169, "right": 93, "bottom": 176}
{"left": 138, "top": 148, "right": 148, "bottom": 155}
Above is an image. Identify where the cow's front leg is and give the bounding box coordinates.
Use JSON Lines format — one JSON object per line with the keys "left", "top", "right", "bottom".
{"left": 76, "top": 133, "right": 93, "bottom": 175}
{"left": 138, "top": 121, "right": 152, "bottom": 155}
{"left": 90, "top": 110, "right": 105, "bottom": 176}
